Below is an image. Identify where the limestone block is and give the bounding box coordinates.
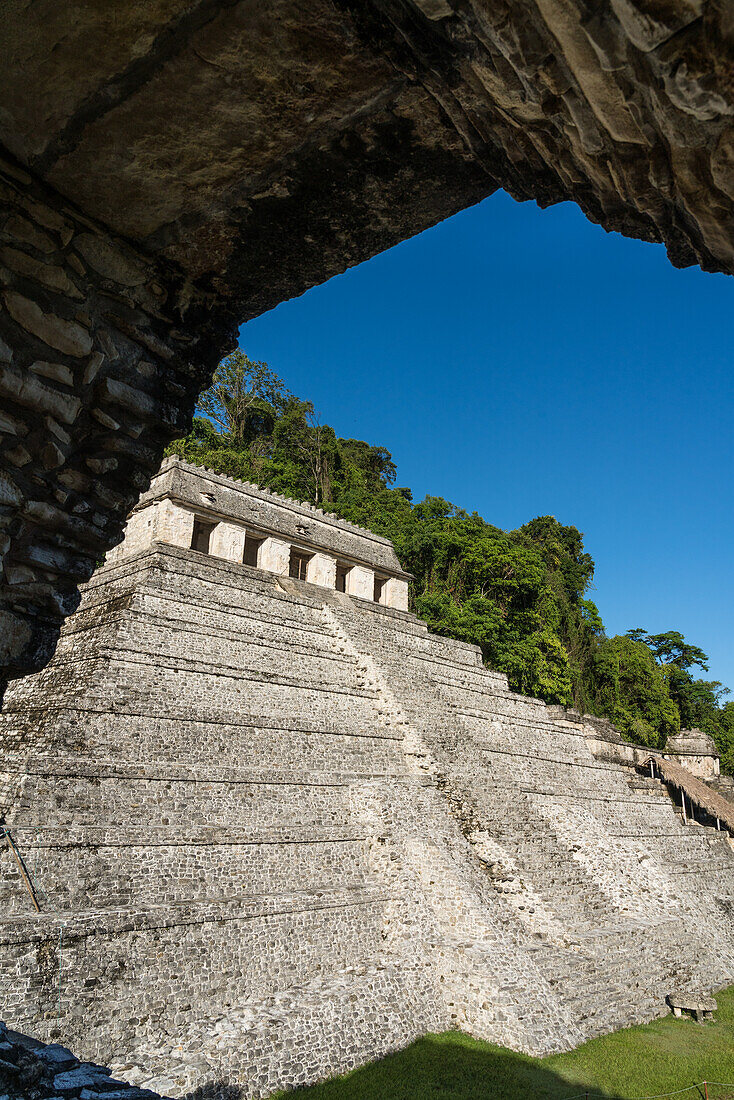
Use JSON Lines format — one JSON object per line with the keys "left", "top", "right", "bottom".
{"left": 157, "top": 500, "right": 195, "bottom": 550}
{"left": 259, "top": 535, "right": 290, "bottom": 576}
{"left": 307, "top": 552, "right": 337, "bottom": 589}
{"left": 384, "top": 576, "right": 409, "bottom": 612}
{"left": 210, "top": 520, "right": 246, "bottom": 563}
{"left": 666, "top": 753, "right": 720, "bottom": 779}
{"left": 106, "top": 504, "right": 157, "bottom": 562}
{"left": 74, "top": 232, "right": 149, "bottom": 286}
{"left": 412, "top": 0, "right": 453, "bottom": 19}
{"left": 3, "top": 290, "right": 93, "bottom": 357}
{"left": 348, "top": 564, "right": 374, "bottom": 601}
{"left": 0, "top": 609, "right": 32, "bottom": 664}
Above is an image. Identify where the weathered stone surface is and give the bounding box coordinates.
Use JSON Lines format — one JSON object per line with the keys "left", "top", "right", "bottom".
{"left": 3, "top": 215, "right": 57, "bottom": 255}
{"left": 4, "top": 0, "right": 732, "bottom": 289}
{"left": 0, "top": 612, "right": 31, "bottom": 664}
{"left": 0, "top": 159, "right": 236, "bottom": 688}
{"left": 28, "top": 360, "right": 74, "bottom": 387}
{"left": 0, "top": 362, "right": 82, "bottom": 423}
{"left": 73, "top": 235, "right": 148, "bottom": 288}
{"left": 0, "top": 493, "right": 732, "bottom": 1097}
{"left": 0, "top": 247, "right": 82, "bottom": 297}
{"left": 0, "top": 1021, "right": 164, "bottom": 1100}
{"left": 109, "top": 457, "right": 413, "bottom": 586}
{"left": 3, "top": 292, "right": 92, "bottom": 358}
{"left": 0, "top": 475, "right": 22, "bottom": 508}
{"left": 1, "top": 1, "right": 733, "bottom": 683}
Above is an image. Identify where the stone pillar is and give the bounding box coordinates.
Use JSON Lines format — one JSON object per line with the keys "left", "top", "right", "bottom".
{"left": 347, "top": 564, "right": 374, "bottom": 601}
{"left": 210, "top": 520, "right": 246, "bottom": 563}
{"left": 105, "top": 503, "right": 159, "bottom": 564}
{"left": 259, "top": 536, "right": 290, "bottom": 576}
{"left": 384, "top": 576, "right": 409, "bottom": 612}
{"left": 156, "top": 500, "right": 195, "bottom": 550}
{"left": 307, "top": 552, "right": 337, "bottom": 589}
{"left": 102, "top": 498, "right": 197, "bottom": 564}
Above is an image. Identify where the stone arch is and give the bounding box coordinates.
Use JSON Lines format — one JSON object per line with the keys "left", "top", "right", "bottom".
{"left": 1, "top": 0, "right": 733, "bottom": 685}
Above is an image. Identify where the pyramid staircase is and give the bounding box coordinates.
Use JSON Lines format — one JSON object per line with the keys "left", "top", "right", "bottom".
{"left": 1, "top": 543, "right": 733, "bottom": 1096}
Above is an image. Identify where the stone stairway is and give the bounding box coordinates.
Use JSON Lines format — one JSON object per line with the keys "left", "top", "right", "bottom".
{"left": 1, "top": 547, "right": 449, "bottom": 1094}
{"left": 1, "top": 544, "right": 733, "bottom": 1097}
{"left": 324, "top": 594, "right": 734, "bottom": 1041}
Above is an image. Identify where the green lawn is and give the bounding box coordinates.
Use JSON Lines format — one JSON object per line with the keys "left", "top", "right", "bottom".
{"left": 277, "top": 988, "right": 734, "bottom": 1100}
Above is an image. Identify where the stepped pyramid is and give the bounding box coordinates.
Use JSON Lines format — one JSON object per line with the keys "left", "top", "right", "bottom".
{"left": 2, "top": 459, "right": 733, "bottom": 1098}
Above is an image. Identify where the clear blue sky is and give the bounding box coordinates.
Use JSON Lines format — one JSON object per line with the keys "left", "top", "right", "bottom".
{"left": 240, "top": 190, "right": 733, "bottom": 692}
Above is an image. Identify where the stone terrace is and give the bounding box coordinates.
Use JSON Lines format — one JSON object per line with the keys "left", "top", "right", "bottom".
{"left": 1, "top": 477, "right": 733, "bottom": 1096}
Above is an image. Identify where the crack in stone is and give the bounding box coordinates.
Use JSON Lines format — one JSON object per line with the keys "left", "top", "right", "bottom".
{"left": 31, "top": 0, "right": 244, "bottom": 176}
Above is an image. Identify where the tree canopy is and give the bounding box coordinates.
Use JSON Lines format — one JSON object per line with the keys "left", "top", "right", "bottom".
{"left": 196, "top": 349, "right": 292, "bottom": 444}
{"left": 167, "top": 353, "right": 732, "bottom": 771}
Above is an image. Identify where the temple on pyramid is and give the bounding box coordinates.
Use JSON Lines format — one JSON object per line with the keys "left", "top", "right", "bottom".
{"left": 2, "top": 457, "right": 733, "bottom": 1098}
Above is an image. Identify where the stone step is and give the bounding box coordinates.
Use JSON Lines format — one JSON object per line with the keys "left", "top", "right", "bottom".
{"left": 0, "top": 884, "right": 396, "bottom": 939}
{"left": 0, "top": 833, "right": 380, "bottom": 914}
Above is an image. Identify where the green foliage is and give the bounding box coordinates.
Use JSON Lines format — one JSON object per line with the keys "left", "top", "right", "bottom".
{"left": 168, "top": 353, "right": 731, "bottom": 762}
{"left": 581, "top": 600, "right": 605, "bottom": 637}
{"left": 385, "top": 501, "right": 579, "bottom": 705}
{"left": 626, "top": 628, "right": 732, "bottom": 764}
{"left": 642, "top": 630, "right": 709, "bottom": 671}
{"left": 196, "top": 348, "right": 291, "bottom": 445}
{"left": 718, "top": 702, "right": 734, "bottom": 775}
{"left": 272, "top": 986, "right": 734, "bottom": 1100}
{"left": 167, "top": 352, "right": 394, "bottom": 507}
{"left": 588, "top": 636, "right": 679, "bottom": 748}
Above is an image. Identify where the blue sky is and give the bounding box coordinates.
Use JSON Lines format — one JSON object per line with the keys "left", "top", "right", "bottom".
{"left": 240, "top": 189, "right": 733, "bottom": 691}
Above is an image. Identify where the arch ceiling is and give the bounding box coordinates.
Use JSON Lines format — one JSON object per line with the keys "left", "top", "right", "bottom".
{"left": 1, "top": 0, "right": 732, "bottom": 685}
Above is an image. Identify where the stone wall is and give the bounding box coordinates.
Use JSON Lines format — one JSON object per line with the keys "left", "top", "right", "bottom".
{"left": 0, "top": 1020, "right": 164, "bottom": 1100}
{"left": 553, "top": 708, "right": 725, "bottom": 784}
{"left": 1, "top": 541, "right": 733, "bottom": 1097}
{"left": 547, "top": 707, "right": 653, "bottom": 770}
{"left": 664, "top": 730, "right": 722, "bottom": 779}
{"left": 0, "top": 157, "right": 235, "bottom": 689}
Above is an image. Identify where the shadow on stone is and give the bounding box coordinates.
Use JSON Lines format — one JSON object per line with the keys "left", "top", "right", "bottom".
{"left": 181, "top": 1085, "right": 245, "bottom": 1100}
{"left": 178, "top": 1033, "right": 626, "bottom": 1100}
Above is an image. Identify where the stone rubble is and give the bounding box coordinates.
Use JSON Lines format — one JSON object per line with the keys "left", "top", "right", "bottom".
{"left": 0, "top": 1020, "right": 166, "bottom": 1100}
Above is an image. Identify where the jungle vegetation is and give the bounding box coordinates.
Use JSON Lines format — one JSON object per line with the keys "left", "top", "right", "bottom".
{"left": 166, "top": 351, "right": 734, "bottom": 769}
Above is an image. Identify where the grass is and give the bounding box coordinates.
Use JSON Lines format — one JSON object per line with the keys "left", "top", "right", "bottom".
{"left": 275, "top": 987, "right": 734, "bottom": 1100}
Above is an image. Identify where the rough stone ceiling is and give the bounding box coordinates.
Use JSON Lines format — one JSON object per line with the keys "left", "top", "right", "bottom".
{"left": 1, "top": 0, "right": 732, "bottom": 688}
{"left": 4, "top": 0, "right": 734, "bottom": 319}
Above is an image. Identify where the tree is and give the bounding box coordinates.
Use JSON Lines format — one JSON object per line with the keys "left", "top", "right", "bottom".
{"left": 628, "top": 629, "right": 709, "bottom": 672}
{"left": 196, "top": 349, "right": 291, "bottom": 445}
{"left": 339, "top": 440, "right": 397, "bottom": 492}
{"left": 621, "top": 629, "right": 734, "bottom": 770}
{"left": 518, "top": 516, "right": 598, "bottom": 711}
{"left": 718, "top": 702, "right": 734, "bottom": 775}
{"left": 580, "top": 600, "right": 604, "bottom": 637}
{"left": 283, "top": 404, "right": 337, "bottom": 505}
{"left": 590, "top": 635, "right": 679, "bottom": 747}
{"left": 166, "top": 353, "right": 732, "bottom": 754}
{"left": 666, "top": 668, "right": 729, "bottom": 734}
